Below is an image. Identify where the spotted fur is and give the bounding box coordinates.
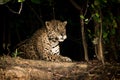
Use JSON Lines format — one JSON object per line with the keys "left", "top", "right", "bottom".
{"left": 16, "top": 20, "right": 72, "bottom": 62}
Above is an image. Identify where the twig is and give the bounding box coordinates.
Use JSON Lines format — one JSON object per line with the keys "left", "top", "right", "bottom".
{"left": 87, "top": 14, "right": 95, "bottom": 24}
{"left": 18, "top": 2, "right": 23, "bottom": 14}
{"left": 84, "top": 0, "right": 89, "bottom": 16}
{"left": 6, "top": 2, "right": 23, "bottom": 14}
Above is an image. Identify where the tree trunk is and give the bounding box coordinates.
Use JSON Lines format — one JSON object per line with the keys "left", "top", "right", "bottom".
{"left": 80, "top": 18, "right": 88, "bottom": 61}
{"left": 69, "top": 0, "right": 89, "bottom": 61}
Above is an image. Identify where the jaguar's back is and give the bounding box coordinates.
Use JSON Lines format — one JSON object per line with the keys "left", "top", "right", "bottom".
{"left": 16, "top": 20, "right": 72, "bottom": 62}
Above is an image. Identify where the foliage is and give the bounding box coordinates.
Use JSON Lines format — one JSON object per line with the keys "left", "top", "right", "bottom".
{"left": 12, "top": 49, "right": 22, "bottom": 58}
{"left": 102, "top": 12, "right": 117, "bottom": 43}
{"left": 30, "top": 0, "right": 54, "bottom": 6}
{"left": 31, "top": 0, "right": 43, "bottom": 4}
{"left": 0, "top": 0, "right": 10, "bottom": 4}
{"left": 80, "top": 15, "right": 84, "bottom": 19}
{"left": 18, "top": 0, "right": 25, "bottom": 2}
{"left": 0, "top": 0, "right": 25, "bottom": 4}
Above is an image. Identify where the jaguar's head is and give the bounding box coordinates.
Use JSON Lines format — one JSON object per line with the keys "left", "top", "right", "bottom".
{"left": 45, "top": 20, "right": 67, "bottom": 42}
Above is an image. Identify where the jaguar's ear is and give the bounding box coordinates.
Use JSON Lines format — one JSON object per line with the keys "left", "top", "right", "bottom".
{"left": 63, "top": 21, "right": 67, "bottom": 26}
{"left": 45, "top": 21, "right": 50, "bottom": 26}
{"left": 45, "top": 21, "right": 51, "bottom": 30}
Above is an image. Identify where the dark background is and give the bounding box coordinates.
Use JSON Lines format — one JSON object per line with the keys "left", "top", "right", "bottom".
{"left": 0, "top": 0, "right": 120, "bottom": 62}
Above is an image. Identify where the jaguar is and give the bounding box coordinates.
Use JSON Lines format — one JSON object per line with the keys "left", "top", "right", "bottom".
{"left": 15, "top": 20, "right": 72, "bottom": 62}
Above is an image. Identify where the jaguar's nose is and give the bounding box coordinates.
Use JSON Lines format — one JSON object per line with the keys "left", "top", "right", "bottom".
{"left": 63, "top": 35, "right": 67, "bottom": 39}
{"left": 58, "top": 35, "right": 67, "bottom": 42}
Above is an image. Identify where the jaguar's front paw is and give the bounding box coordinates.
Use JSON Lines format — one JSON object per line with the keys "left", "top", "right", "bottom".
{"left": 62, "top": 56, "right": 72, "bottom": 62}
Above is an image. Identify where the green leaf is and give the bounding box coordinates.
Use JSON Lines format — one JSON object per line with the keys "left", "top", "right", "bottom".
{"left": 98, "top": 19, "right": 101, "bottom": 23}
{"left": 91, "top": 4, "right": 95, "bottom": 8}
{"left": 85, "top": 18, "right": 88, "bottom": 22}
{"left": 85, "top": 18, "right": 89, "bottom": 24}
{"left": 94, "top": 0, "right": 100, "bottom": 6}
{"left": 87, "top": 29, "right": 91, "bottom": 33}
{"left": 95, "top": 13, "right": 100, "bottom": 17}
{"left": 0, "top": 0, "right": 10, "bottom": 5}
{"left": 12, "top": 49, "right": 22, "bottom": 58}
{"left": 111, "top": 28, "right": 115, "bottom": 35}
{"left": 103, "top": 0, "right": 107, "bottom": 3}
{"left": 18, "top": 0, "right": 25, "bottom": 2}
{"left": 31, "top": 0, "right": 42, "bottom": 4}
{"left": 80, "top": 15, "right": 85, "bottom": 19}
{"left": 103, "top": 32, "right": 108, "bottom": 39}
{"left": 113, "top": 19, "right": 117, "bottom": 28}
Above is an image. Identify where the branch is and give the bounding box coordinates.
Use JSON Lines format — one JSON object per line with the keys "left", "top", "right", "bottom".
{"left": 84, "top": 0, "right": 89, "bottom": 16}
{"left": 6, "top": 2, "right": 23, "bottom": 14}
